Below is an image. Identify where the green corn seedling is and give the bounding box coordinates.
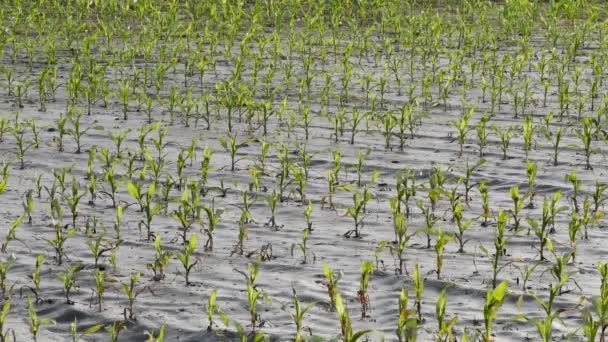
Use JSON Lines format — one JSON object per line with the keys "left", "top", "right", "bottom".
{"left": 147, "top": 235, "right": 172, "bottom": 281}
{"left": 121, "top": 272, "right": 144, "bottom": 320}
{"left": 335, "top": 292, "right": 374, "bottom": 342}
{"left": 483, "top": 280, "right": 508, "bottom": 342}
{"left": 436, "top": 286, "right": 458, "bottom": 341}
{"left": 358, "top": 261, "right": 374, "bottom": 319}
{"left": 177, "top": 232, "right": 199, "bottom": 285}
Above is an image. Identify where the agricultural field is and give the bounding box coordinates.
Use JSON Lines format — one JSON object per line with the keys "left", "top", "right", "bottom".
{"left": 2, "top": 0, "right": 608, "bottom": 341}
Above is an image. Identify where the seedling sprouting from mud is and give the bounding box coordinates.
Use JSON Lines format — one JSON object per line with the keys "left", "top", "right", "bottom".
{"left": 323, "top": 263, "right": 342, "bottom": 311}
{"left": 462, "top": 159, "right": 485, "bottom": 202}
{"left": 219, "top": 135, "right": 250, "bottom": 172}
{"left": 452, "top": 199, "right": 472, "bottom": 253}
{"left": 542, "top": 116, "right": 564, "bottom": 166}
{"left": 67, "top": 110, "right": 89, "bottom": 154}
{"left": 345, "top": 189, "right": 373, "bottom": 238}
{"left": 492, "top": 124, "right": 518, "bottom": 160}
{"left": 147, "top": 235, "right": 171, "bottom": 281}
{"left": 172, "top": 187, "right": 198, "bottom": 246}
{"left": 1, "top": 213, "right": 24, "bottom": 253}
{"left": 335, "top": 292, "right": 374, "bottom": 342}
{"left": 526, "top": 160, "right": 537, "bottom": 208}
{"left": 527, "top": 192, "right": 567, "bottom": 260}
{"left": 121, "top": 272, "right": 144, "bottom": 321}
{"left": 509, "top": 186, "right": 525, "bottom": 230}
{"left": 64, "top": 176, "right": 85, "bottom": 228}
{"left": 88, "top": 231, "right": 122, "bottom": 269}
{"left": 576, "top": 117, "right": 596, "bottom": 170}
{"left": 70, "top": 319, "right": 102, "bottom": 342}
{"left": 204, "top": 289, "right": 228, "bottom": 332}
{"left": 522, "top": 114, "right": 535, "bottom": 160}
{"left": 266, "top": 190, "right": 281, "bottom": 229}
{"left": 592, "top": 180, "right": 608, "bottom": 227}
{"left": 287, "top": 288, "right": 315, "bottom": 342}
{"left": 178, "top": 232, "right": 199, "bottom": 285}
{"left": 0, "top": 295, "right": 13, "bottom": 342}
{"left": 482, "top": 210, "right": 518, "bottom": 289}
{"left": 92, "top": 269, "right": 107, "bottom": 312}
{"left": 291, "top": 228, "right": 314, "bottom": 264}
{"left": 435, "top": 285, "right": 458, "bottom": 341}
{"left": 44, "top": 209, "right": 76, "bottom": 265}
{"left": 417, "top": 199, "right": 439, "bottom": 249}
{"left": 21, "top": 255, "right": 45, "bottom": 303}
{"left": 289, "top": 166, "right": 307, "bottom": 203}
{"left": 127, "top": 180, "right": 160, "bottom": 241}
{"left": 99, "top": 165, "right": 120, "bottom": 208}
{"left": 27, "top": 294, "right": 53, "bottom": 342}
{"left": 237, "top": 258, "right": 266, "bottom": 334}
{"left": 358, "top": 261, "right": 374, "bottom": 319}
{"left": 433, "top": 226, "right": 452, "bottom": 279}
{"left": 566, "top": 170, "right": 582, "bottom": 214}
{"left": 108, "top": 320, "right": 127, "bottom": 342}
{"left": 483, "top": 280, "right": 508, "bottom": 342}
{"left": 202, "top": 202, "right": 223, "bottom": 251}
{"left": 10, "top": 124, "right": 33, "bottom": 170}
{"left": 109, "top": 129, "right": 129, "bottom": 160}
{"left": 59, "top": 265, "right": 83, "bottom": 305}
{"left": 389, "top": 212, "right": 411, "bottom": 275}
{"left": 451, "top": 105, "right": 475, "bottom": 156}
{"left": 382, "top": 113, "right": 396, "bottom": 149}
{"left": 396, "top": 287, "right": 418, "bottom": 342}
{"left": 588, "top": 262, "right": 608, "bottom": 341}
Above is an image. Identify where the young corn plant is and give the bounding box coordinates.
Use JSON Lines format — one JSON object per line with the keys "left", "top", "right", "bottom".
{"left": 219, "top": 135, "right": 250, "bottom": 172}
{"left": 542, "top": 120, "right": 564, "bottom": 166}
{"left": 492, "top": 124, "right": 518, "bottom": 160}
{"left": 451, "top": 106, "right": 475, "bottom": 156}
{"left": 0, "top": 296, "right": 13, "bottom": 342}
{"left": 44, "top": 211, "right": 77, "bottom": 266}
{"left": 121, "top": 272, "right": 144, "bottom": 321}
{"left": 435, "top": 286, "right": 458, "bottom": 342}
{"left": 70, "top": 319, "right": 102, "bottom": 342}
{"left": 1, "top": 213, "right": 24, "bottom": 253}
{"left": 483, "top": 280, "right": 508, "bottom": 342}
{"left": 452, "top": 199, "right": 472, "bottom": 253}
{"left": 59, "top": 265, "right": 83, "bottom": 305}
{"left": 147, "top": 235, "right": 172, "bottom": 281}
{"left": 396, "top": 287, "right": 418, "bottom": 342}
{"left": 566, "top": 170, "right": 582, "bottom": 214}
{"left": 323, "top": 263, "right": 342, "bottom": 311}
{"left": 204, "top": 289, "right": 228, "bottom": 332}
{"left": 202, "top": 203, "right": 223, "bottom": 251}
{"left": 27, "top": 294, "right": 53, "bottom": 342}
{"left": 290, "top": 228, "right": 314, "bottom": 264}
{"left": 63, "top": 176, "right": 85, "bottom": 228}
{"left": 345, "top": 189, "right": 373, "bottom": 238}
{"left": 526, "top": 160, "right": 537, "bottom": 208}
{"left": 266, "top": 190, "right": 281, "bottom": 230}
{"left": 127, "top": 181, "right": 160, "bottom": 241}
{"left": 462, "top": 159, "right": 485, "bottom": 202}
{"left": 288, "top": 288, "right": 315, "bottom": 342}
{"left": 434, "top": 226, "right": 452, "bottom": 280}
{"left": 177, "top": 232, "right": 199, "bottom": 285}
{"left": 92, "top": 269, "right": 107, "bottom": 312}
{"left": 335, "top": 292, "right": 374, "bottom": 342}
{"left": 476, "top": 112, "right": 490, "bottom": 157}
{"left": 87, "top": 231, "right": 122, "bottom": 269}
{"left": 576, "top": 116, "right": 596, "bottom": 170}
{"left": 527, "top": 191, "right": 567, "bottom": 260}
{"left": 509, "top": 186, "right": 525, "bottom": 230}
{"left": 413, "top": 262, "right": 424, "bottom": 321}
{"left": 388, "top": 205, "right": 411, "bottom": 275}
{"left": 358, "top": 261, "right": 374, "bottom": 319}
{"left": 0, "top": 255, "right": 15, "bottom": 298}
